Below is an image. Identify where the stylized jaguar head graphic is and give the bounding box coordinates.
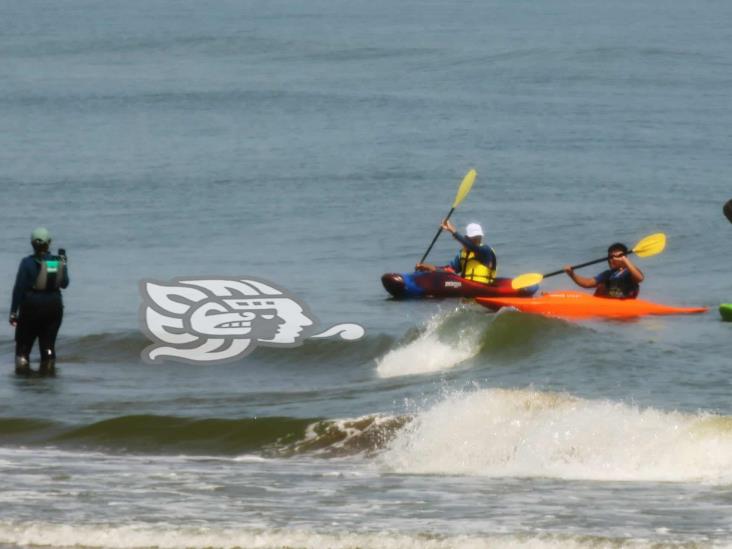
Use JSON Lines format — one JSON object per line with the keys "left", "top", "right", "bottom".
{"left": 140, "top": 278, "right": 315, "bottom": 363}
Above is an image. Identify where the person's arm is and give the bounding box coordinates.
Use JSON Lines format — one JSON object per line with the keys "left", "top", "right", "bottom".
{"left": 450, "top": 231, "right": 482, "bottom": 254}
{"left": 617, "top": 256, "right": 644, "bottom": 283}
{"left": 415, "top": 262, "right": 437, "bottom": 272}
{"left": 10, "top": 258, "right": 32, "bottom": 324}
{"left": 441, "top": 219, "right": 486, "bottom": 253}
{"left": 564, "top": 265, "right": 599, "bottom": 289}
{"left": 415, "top": 255, "right": 458, "bottom": 273}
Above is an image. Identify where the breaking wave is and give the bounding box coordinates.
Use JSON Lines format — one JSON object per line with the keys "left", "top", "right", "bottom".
{"left": 3, "top": 387, "right": 732, "bottom": 484}
{"left": 376, "top": 306, "right": 581, "bottom": 378}
{"left": 381, "top": 387, "right": 732, "bottom": 483}
{"left": 375, "top": 306, "right": 485, "bottom": 378}
{"left": 0, "top": 414, "right": 409, "bottom": 458}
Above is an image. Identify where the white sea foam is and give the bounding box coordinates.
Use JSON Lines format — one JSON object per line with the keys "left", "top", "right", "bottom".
{"left": 381, "top": 388, "right": 732, "bottom": 483}
{"left": 232, "top": 454, "right": 270, "bottom": 462}
{"left": 376, "top": 308, "right": 483, "bottom": 378}
{"left": 0, "top": 521, "right": 714, "bottom": 549}
{"left": 289, "top": 414, "right": 409, "bottom": 456}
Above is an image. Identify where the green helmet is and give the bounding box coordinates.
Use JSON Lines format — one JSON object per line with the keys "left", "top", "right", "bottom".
{"left": 31, "top": 227, "right": 52, "bottom": 244}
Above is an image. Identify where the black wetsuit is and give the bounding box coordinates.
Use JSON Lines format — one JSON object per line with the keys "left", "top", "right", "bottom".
{"left": 11, "top": 253, "right": 69, "bottom": 374}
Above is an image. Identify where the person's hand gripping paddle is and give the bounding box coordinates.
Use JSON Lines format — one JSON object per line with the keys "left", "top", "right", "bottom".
{"left": 511, "top": 233, "right": 667, "bottom": 290}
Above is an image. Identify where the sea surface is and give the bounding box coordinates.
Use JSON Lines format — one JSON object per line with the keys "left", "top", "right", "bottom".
{"left": 1, "top": 0, "right": 731, "bottom": 547}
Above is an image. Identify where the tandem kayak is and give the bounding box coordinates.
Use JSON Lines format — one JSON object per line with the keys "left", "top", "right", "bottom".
{"left": 476, "top": 291, "right": 708, "bottom": 319}
{"left": 720, "top": 304, "right": 732, "bottom": 322}
{"left": 381, "top": 271, "right": 538, "bottom": 299}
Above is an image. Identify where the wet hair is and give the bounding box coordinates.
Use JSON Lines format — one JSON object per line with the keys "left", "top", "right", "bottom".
{"left": 607, "top": 242, "right": 628, "bottom": 256}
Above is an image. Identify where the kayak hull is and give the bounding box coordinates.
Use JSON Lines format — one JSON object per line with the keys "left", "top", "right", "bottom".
{"left": 720, "top": 304, "right": 732, "bottom": 322}
{"left": 381, "top": 271, "right": 538, "bottom": 299}
{"left": 476, "top": 291, "right": 708, "bottom": 319}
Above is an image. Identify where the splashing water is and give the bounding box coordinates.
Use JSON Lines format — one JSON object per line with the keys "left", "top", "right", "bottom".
{"left": 381, "top": 387, "right": 732, "bottom": 483}
{"left": 375, "top": 307, "right": 486, "bottom": 379}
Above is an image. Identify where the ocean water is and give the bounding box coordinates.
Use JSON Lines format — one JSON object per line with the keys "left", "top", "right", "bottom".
{"left": 1, "top": 0, "right": 732, "bottom": 547}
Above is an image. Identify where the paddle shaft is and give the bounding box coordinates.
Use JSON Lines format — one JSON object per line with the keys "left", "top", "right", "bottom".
{"left": 543, "top": 252, "right": 635, "bottom": 279}
{"left": 419, "top": 207, "right": 455, "bottom": 264}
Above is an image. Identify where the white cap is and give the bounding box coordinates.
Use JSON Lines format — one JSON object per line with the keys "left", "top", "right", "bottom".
{"left": 465, "top": 223, "right": 483, "bottom": 238}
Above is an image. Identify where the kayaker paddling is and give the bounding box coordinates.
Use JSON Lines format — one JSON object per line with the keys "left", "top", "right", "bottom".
{"left": 415, "top": 220, "right": 497, "bottom": 285}
{"left": 563, "top": 243, "right": 644, "bottom": 299}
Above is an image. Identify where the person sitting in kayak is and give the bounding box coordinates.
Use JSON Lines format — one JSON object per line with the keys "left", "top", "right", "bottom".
{"left": 563, "top": 242, "right": 644, "bottom": 299}
{"left": 415, "top": 220, "right": 497, "bottom": 285}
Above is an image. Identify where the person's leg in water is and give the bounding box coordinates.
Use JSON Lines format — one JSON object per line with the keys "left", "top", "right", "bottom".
{"left": 14, "top": 309, "right": 37, "bottom": 376}
{"left": 37, "top": 296, "right": 63, "bottom": 377}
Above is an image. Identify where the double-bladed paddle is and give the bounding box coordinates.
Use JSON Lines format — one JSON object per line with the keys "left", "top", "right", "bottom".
{"left": 418, "top": 169, "right": 477, "bottom": 264}
{"left": 511, "top": 233, "right": 667, "bottom": 290}
{"left": 724, "top": 199, "right": 732, "bottom": 224}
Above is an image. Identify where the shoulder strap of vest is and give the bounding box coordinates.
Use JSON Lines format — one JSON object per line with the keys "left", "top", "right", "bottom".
{"left": 459, "top": 249, "right": 474, "bottom": 275}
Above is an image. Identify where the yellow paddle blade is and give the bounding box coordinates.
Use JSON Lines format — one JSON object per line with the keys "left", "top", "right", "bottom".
{"left": 452, "top": 169, "right": 477, "bottom": 208}
{"left": 632, "top": 232, "right": 666, "bottom": 258}
{"left": 511, "top": 272, "right": 544, "bottom": 290}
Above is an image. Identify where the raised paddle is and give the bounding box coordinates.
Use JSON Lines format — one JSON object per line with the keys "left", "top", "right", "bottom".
{"left": 418, "top": 169, "right": 477, "bottom": 264}
{"left": 511, "top": 232, "right": 667, "bottom": 290}
{"left": 724, "top": 199, "right": 732, "bottom": 224}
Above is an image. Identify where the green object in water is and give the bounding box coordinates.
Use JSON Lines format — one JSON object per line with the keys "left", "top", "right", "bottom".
{"left": 720, "top": 304, "right": 732, "bottom": 322}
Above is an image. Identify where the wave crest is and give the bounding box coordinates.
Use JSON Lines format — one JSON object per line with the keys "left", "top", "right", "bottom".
{"left": 0, "top": 414, "right": 408, "bottom": 458}
{"left": 380, "top": 387, "right": 732, "bottom": 483}
{"left": 375, "top": 306, "right": 580, "bottom": 378}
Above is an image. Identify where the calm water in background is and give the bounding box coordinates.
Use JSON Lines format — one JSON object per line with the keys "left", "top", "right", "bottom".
{"left": 1, "top": 0, "right": 731, "bottom": 547}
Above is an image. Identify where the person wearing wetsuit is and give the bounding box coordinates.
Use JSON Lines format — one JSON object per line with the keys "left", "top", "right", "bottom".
{"left": 415, "top": 220, "right": 497, "bottom": 284}
{"left": 9, "top": 228, "right": 69, "bottom": 376}
{"left": 563, "top": 242, "right": 643, "bottom": 299}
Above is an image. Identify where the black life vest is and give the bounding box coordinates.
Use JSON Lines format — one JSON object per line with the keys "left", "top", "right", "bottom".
{"left": 595, "top": 269, "right": 639, "bottom": 299}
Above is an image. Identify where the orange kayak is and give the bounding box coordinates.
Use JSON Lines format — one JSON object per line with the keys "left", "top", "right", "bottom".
{"left": 476, "top": 291, "right": 708, "bottom": 319}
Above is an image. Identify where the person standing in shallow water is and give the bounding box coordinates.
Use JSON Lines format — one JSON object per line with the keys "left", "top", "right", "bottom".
{"left": 9, "top": 228, "right": 69, "bottom": 376}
